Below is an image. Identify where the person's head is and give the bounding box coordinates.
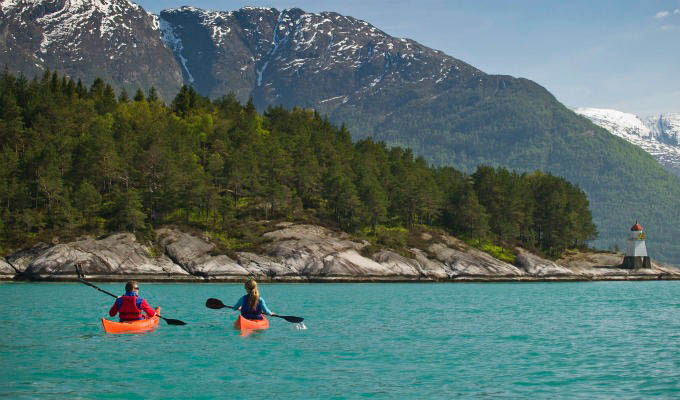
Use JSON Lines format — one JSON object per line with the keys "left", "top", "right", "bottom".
{"left": 245, "top": 279, "right": 259, "bottom": 310}
{"left": 125, "top": 280, "right": 139, "bottom": 293}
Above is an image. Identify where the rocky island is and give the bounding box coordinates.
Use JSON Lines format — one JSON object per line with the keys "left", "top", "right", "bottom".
{"left": 2, "top": 223, "right": 678, "bottom": 282}
{"left": 1, "top": 72, "right": 677, "bottom": 283}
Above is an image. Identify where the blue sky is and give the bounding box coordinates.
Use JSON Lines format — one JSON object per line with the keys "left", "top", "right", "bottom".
{"left": 137, "top": 0, "right": 680, "bottom": 116}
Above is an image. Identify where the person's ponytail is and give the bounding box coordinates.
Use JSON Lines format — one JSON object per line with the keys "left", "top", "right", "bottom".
{"left": 245, "top": 279, "right": 259, "bottom": 311}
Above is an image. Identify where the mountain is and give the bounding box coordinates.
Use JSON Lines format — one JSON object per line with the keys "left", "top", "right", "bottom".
{"left": 0, "top": 0, "right": 182, "bottom": 98}
{"left": 2, "top": 2, "right": 680, "bottom": 262}
{"left": 574, "top": 108, "right": 680, "bottom": 176}
{"left": 158, "top": 6, "right": 680, "bottom": 261}
{"left": 157, "top": 6, "right": 481, "bottom": 115}
{"left": 647, "top": 113, "right": 680, "bottom": 145}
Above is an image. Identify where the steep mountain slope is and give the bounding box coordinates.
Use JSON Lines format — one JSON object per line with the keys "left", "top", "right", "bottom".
{"left": 2, "top": 3, "right": 680, "bottom": 262}
{"left": 157, "top": 6, "right": 481, "bottom": 112}
{"left": 0, "top": 0, "right": 182, "bottom": 98}
{"left": 158, "top": 6, "right": 680, "bottom": 262}
{"left": 575, "top": 108, "right": 680, "bottom": 176}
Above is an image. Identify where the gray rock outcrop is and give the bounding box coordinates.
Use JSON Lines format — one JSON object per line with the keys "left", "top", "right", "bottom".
{"left": 5, "top": 242, "right": 50, "bottom": 273}
{"left": 238, "top": 224, "right": 423, "bottom": 278}
{"left": 516, "top": 248, "right": 574, "bottom": 276}
{"left": 21, "top": 233, "right": 189, "bottom": 280}
{"left": 428, "top": 237, "right": 523, "bottom": 277}
{"left": 5, "top": 223, "right": 680, "bottom": 281}
{"left": 156, "top": 228, "right": 248, "bottom": 277}
{"left": 1, "top": 257, "right": 16, "bottom": 279}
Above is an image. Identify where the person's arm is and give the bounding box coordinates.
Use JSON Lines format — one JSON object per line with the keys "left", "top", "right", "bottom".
{"left": 109, "top": 297, "right": 121, "bottom": 317}
{"left": 233, "top": 296, "right": 244, "bottom": 310}
{"left": 139, "top": 298, "right": 156, "bottom": 318}
{"left": 260, "top": 298, "right": 274, "bottom": 315}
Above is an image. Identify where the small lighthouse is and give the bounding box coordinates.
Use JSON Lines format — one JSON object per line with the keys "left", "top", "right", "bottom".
{"left": 622, "top": 221, "right": 651, "bottom": 269}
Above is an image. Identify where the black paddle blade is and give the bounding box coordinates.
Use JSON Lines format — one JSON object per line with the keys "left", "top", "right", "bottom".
{"left": 163, "top": 318, "right": 187, "bottom": 326}
{"left": 277, "top": 315, "right": 304, "bottom": 323}
{"left": 206, "top": 298, "right": 226, "bottom": 309}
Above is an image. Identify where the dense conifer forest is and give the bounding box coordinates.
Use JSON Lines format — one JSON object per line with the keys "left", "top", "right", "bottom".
{"left": 0, "top": 71, "right": 597, "bottom": 259}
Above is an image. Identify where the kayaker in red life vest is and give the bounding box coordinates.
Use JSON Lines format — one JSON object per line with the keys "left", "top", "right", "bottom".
{"left": 233, "top": 279, "right": 275, "bottom": 320}
{"left": 109, "top": 280, "right": 157, "bottom": 322}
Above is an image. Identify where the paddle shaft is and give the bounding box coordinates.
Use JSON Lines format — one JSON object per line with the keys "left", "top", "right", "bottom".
{"left": 206, "top": 298, "right": 303, "bottom": 323}
{"left": 78, "top": 278, "right": 117, "bottom": 298}
{"left": 76, "top": 277, "right": 185, "bottom": 325}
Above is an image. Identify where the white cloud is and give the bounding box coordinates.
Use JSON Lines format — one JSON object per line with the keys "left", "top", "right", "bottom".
{"left": 674, "top": 9, "right": 680, "bottom": 15}
{"left": 660, "top": 25, "right": 677, "bottom": 31}
{"left": 655, "top": 10, "right": 670, "bottom": 18}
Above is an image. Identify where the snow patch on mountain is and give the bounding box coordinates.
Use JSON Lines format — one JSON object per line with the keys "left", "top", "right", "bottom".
{"left": 158, "top": 16, "right": 194, "bottom": 83}
{"left": 575, "top": 107, "right": 680, "bottom": 175}
{"left": 174, "top": 7, "right": 234, "bottom": 45}
{"left": 647, "top": 113, "right": 680, "bottom": 145}
{"left": 1, "top": 0, "right": 41, "bottom": 12}
{"left": 574, "top": 108, "right": 652, "bottom": 138}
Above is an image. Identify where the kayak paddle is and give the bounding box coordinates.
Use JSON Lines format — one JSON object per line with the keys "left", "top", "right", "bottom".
{"left": 205, "top": 298, "right": 304, "bottom": 324}
{"left": 75, "top": 265, "right": 186, "bottom": 326}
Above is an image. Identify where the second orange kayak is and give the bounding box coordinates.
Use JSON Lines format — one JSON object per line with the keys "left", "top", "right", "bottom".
{"left": 234, "top": 314, "right": 269, "bottom": 331}
{"left": 101, "top": 307, "right": 161, "bottom": 334}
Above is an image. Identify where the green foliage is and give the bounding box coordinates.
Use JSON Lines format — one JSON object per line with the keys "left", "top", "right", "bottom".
{"left": 0, "top": 71, "right": 597, "bottom": 260}
{"left": 361, "top": 225, "right": 409, "bottom": 249}
{"left": 479, "top": 243, "right": 516, "bottom": 263}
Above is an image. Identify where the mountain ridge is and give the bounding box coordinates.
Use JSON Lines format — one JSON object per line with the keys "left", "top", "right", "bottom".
{"left": 2, "top": 0, "right": 680, "bottom": 262}
{"left": 0, "top": 0, "right": 183, "bottom": 98}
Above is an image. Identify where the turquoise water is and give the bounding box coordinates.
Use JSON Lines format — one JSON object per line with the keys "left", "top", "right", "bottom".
{"left": 1, "top": 282, "right": 679, "bottom": 399}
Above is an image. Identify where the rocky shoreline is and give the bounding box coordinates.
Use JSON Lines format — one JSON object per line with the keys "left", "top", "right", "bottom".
{"left": 2, "top": 223, "right": 679, "bottom": 282}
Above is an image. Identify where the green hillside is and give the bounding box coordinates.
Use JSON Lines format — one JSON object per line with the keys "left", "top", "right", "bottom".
{"left": 328, "top": 76, "right": 680, "bottom": 262}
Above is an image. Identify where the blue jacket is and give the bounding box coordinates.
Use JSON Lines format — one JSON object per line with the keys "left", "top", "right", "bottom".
{"left": 233, "top": 295, "right": 272, "bottom": 320}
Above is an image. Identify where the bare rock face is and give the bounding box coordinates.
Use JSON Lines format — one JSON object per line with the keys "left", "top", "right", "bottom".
{"left": 302, "top": 249, "right": 389, "bottom": 277}
{"left": 515, "top": 248, "right": 574, "bottom": 276}
{"left": 156, "top": 228, "right": 247, "bottom": 276}
{"left": 6, "top": 223, "right": 680, "bottom": 281}
{"left": 21, "top": 233, "right": 188, "bottom": 279}
{"left": 1, "top": 257, "right": 16, "bottom": 278}
{"left": 427, "top": 235, "right": 524, "bottom": 277}
{"left": 371, "top": 251, "right": 424, "bottom": 277}
{"left": 5, "top": 242, "right": 51, "bottom": 273}
{"left": 235, "top": 252, "right": 290, "bottom": 277}
{"left": 410, "top": 250, "right": 452, "bottom": 279}
{"left": 259, "top": 224, "right": 400, "bottom": 277}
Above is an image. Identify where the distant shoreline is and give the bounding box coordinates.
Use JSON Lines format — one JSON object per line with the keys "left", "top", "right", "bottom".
{"left": 4, "top": 274, "right": 679, "bottom": 283}
{"left": 4, "top": 225, "right": 679, "bottom": 284}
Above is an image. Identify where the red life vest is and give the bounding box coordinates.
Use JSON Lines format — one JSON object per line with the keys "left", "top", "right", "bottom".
{"left": 118, "top": 295, "right": 143, "bottom": 321}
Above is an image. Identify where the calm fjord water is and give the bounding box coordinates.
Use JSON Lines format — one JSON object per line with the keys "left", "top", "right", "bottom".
{"left": 1, "top": 282, "right": 679, "bottom": 399}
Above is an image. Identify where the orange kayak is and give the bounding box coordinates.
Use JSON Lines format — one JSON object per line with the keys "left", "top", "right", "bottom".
{"left": 101, "top": 307, "right": 161, "bottom": 334}
{"left": 234, "top": 314, "right": 269, "bottom": 331}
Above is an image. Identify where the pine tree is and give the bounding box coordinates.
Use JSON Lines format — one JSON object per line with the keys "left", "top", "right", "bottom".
{"left": 147, "top": 86, "right": 159, "bottom": 102}
{"left": 133, "top": 88, "right": 145, "bottom": 102}
{"left": 118, "top": 89, "right": 130, "bottom": 103}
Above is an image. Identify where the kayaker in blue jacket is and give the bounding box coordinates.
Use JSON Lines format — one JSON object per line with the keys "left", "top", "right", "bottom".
{"left": 233, "top": 279, "right": 275, "bottom": 320}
